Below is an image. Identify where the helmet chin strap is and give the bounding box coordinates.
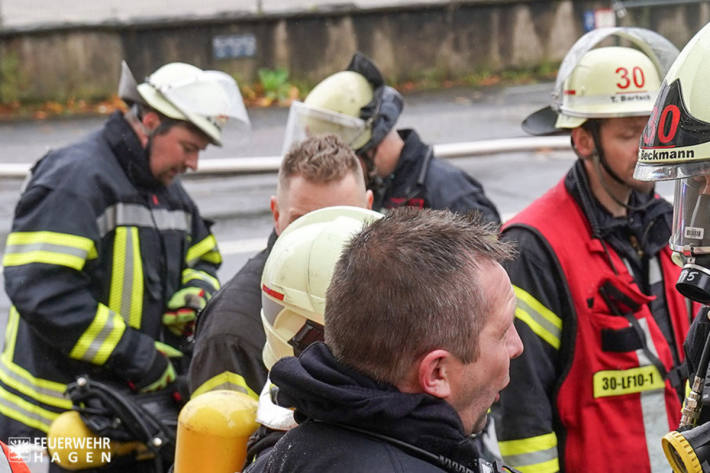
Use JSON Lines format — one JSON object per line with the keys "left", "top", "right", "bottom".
{"left": 581, "top": 121, "right": 654, "bottom": 213}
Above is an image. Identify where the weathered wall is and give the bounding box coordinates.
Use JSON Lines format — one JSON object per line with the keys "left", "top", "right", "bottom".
{"left": 1, "top": 1, "right": 709, "bottom": 103}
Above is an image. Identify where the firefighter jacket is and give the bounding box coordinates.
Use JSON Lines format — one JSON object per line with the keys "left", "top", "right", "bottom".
{"left": 0, "top": 112, "right": 221, "bottom": 437}
{"left": 0, "top": 441, "right": 30, "bottom": 473}
{"left": 245, "top": 342, "right": 500, "bottom": 473}
{"left": 373, "top": 129, "right": 501, "bottom": 224}
{"left": 188, "top": 231, "right": 277, "bottom": 399}
{"left": 493, "top": 160, "right": 697, "bottom": 473}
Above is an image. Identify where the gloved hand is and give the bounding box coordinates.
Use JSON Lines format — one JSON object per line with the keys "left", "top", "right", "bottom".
{"left": 162, "top": 287, "right": 208, "bottom": 336}
{"left": 133, "top": 349, "right": 176, "bottom": 393}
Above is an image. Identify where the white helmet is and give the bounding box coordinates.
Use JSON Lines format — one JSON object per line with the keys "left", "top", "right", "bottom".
{"left": 281, "top": 53, "right": 403, "bottom": 167}
{"left": 522, "top": 27, "right": 678, "bottom": 135}
{"left": 118, "top": 61, "right": 250, "bottom": 146}
{"left": 260, "top": 206, "right": 383, "bottom": 370}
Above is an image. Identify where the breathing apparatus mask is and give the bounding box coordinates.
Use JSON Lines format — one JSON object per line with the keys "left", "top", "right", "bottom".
{"left": 633, "top": 21, "right": 710, "bottom": 473}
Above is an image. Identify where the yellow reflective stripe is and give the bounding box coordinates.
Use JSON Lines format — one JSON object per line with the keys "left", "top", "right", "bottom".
{"left": 499, "top": 432, "right": 557, "bottom": 456}
{"left": 182, "top": 268, "right": 220, "bottom": 291}
{"left": 593, "top": 365, "right": 665, "bottom": 398}
{"left": 499, "top": 432, "right": 559, "bottom": 473}
{"left": 0, "top": 307, "right": 71, "bottom": 409}
{"left": 4, "top": 307, "right": 19, "bottom": 361}
{"left": 0, "top": 356, "right": 71, "bottom": 410}
{"left": 69, "top": 305, "right": 126, "bottom": 365}
{"left": 3, "top": 231, "right": 97, "bottom": 270}
{"left": 513, "top": 285, "right": 562, "bottom": 349}
{"left": 108, "top": 227, "right": 144, "bottom": 329}
{"left": 192, "top": 371, "right": 258, "bottom": 400}
{"left": 0, "top": 384, "right": 59, "bottom": 433}
{"left": 186, "top": 235, "right": 222, "bottom": 267}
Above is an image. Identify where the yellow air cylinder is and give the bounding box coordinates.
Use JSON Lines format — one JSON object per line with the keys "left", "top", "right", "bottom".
{"left": 174, "top": 390, "right": 259, "bottom": 473}
{"left": 46, "top": 411, "right": 146, "bottom": 470}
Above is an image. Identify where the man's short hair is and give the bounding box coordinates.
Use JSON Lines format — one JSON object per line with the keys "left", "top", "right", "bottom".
{"left": 324, "top": 208, "right": 515, "bottom": 385}
{"left": 278, "top": 134, "right": 364, "bottom": 190}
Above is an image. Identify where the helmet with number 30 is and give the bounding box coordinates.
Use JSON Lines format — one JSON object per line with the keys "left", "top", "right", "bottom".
{"left": 522, "top": 27, "right": 678, "bottom": 135}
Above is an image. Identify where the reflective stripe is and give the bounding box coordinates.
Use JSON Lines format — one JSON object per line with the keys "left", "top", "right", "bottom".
{"left": 636, "top": 318, "right": 671, "bottom": 473}
{"left": 513, "top": 286, "right": 562, "bottom": 349}
{"left": 648, "top": 257, "right": 663, "bottom": 286}
{"left": 186, "top": 235, "right": 222, "bottom": 267}
{"left": 0, "top": 308, "right": 71, "bottom": 409}
{"left": 108, "top": 227, "right": 144, "bottom": 329}
{"left": 3, "top": 231, "right": 97, "bottom": 271}
{"left": 182, "top": 268, "right": 220, "bottom": 292}
{"left": 192, "top": 371, "right": 258, "bottom": 400}
{"left": 0, "top": 443, "right": 12, "bottom": 473}
{"left": 0, "top": 383, "right": 59, "bottom": 433}
{"left": 499, "top": 432, "right": 559, "bottom": 473}
{"left": 96, "top": 203, "right": 191, "bottom": 238}
{"left": 69, "top": 305, "right": 126, "bottom": 365}
{"left": 0, "top": 357, "right": 70, "bottom": 410}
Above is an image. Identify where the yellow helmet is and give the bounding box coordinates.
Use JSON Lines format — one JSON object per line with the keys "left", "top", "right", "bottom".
{"left": 260, "top": 206, "right": 383, "bottom": 370}
{"left": 118, "top": 61, "right": 250, "bottom": 146}
{"left": 281, "top": 52, "right": 403, "bottom": 159}
{"left": 522, "top": 27, "right": 678, "bottom": 135}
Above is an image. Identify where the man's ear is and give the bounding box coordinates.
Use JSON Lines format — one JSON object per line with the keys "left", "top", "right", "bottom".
{"left": 571, "top": 126, "right": 596, "bottom": 159}
{"left": 135, "top": 111, "right": 160, "bottom": 147}
{"left": 270, "top": 195, "right": 281, "bottom": 235}
{"left": 365, "top": 189, "right": 374, "bottom": 210}
{"left": 416, "top": 349, "right": 454, "bottom": 399}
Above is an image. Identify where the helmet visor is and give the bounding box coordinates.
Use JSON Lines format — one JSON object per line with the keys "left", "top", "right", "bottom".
{"left": 670, "top": 177, "right": 710, "bottom": 254}
{"left": 281, "top": 101, "right": 368, "bottom": 156}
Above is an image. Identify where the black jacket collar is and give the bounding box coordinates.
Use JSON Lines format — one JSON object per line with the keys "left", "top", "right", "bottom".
{"left": 102, "top": 111, "right": 163, "bottom": 190}
{"left": 271, "top": 342, "right": 482, "bottom": 468}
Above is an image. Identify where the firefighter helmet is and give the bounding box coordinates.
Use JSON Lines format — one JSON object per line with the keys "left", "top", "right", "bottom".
{"left": 260, "top": 206, "right": 383, "bottom": 370}
{"left": 281, "top": 52, "right": 403, "bottom": 157}
{"left": 522, "top": 27, "right": 678, "bottom": 135}
{"left": 118, "top": 61, "right": 250, "bottom": 146}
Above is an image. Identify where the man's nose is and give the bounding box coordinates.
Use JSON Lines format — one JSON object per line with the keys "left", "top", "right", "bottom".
{"left": 185, "top": 153, "right": 199, "bottom": 171}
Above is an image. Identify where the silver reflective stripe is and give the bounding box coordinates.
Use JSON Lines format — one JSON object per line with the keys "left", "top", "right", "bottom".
{"left": 0, "top": 443, "right": 12, "bottom": 473}
{"left": 119, "top": 230, "right": 136, "bottom": 324}
{"left": 515, "top": 298, "right": 561, "bottom": 341}
{"left": 636, "top": 318, "right": 671, "bottom": 473}
{"left": 0, "top": 358, "right": 66, "bottom": 407}
{"left": 97, "top": 203, "right": 191, "bottom": 237}
{"left": 648, "top": 257, "right": 663, "bottom": 286}
{"left": 82, "top": 312, "right": 121, "bottom": 362}
{"left": 5, "top": 242, "right": 87, "bottom": 259}
{"left": 0, "top": 394, "right": 52, "bottom": 430}
{"left": 501, "top": 447, "right": 558, "bottom": 468}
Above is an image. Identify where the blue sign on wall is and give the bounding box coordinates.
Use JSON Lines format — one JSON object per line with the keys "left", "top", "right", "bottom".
{"left": 583, "top": 10, "right": 596, "bottom": 32}
{"left": 213, "top": 34, "right": 257, "bottom": 59}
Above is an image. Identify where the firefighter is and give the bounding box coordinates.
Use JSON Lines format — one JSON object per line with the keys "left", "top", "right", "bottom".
{"left": 492, "top": 27, "right": 701, "bottom": 473}
{"left": 188, "top": 134, "right": 373, "bottom": 400}
{"left": 282, "top": 52, "right": 500, "bottom": 222}
{"left": 633, "top": 22, "right": 710, "bottom": 472}
{"left": 0, "top": 61, "right": 249, "bottom": 471}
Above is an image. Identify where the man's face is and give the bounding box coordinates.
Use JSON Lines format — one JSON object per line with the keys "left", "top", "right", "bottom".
{"left": 149, "top": 123, "right": 209, "bottom": 186}
{"left": 598, "top": 116, "right": 654, "bottom": 194}
{"left": 448, "top": 261, "right": 522, "bottom": 434}
{"left": 271, "top": 172, "right": 373, "bottom": 234}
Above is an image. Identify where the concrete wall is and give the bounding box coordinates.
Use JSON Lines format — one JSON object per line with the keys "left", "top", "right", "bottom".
{"left": 1, "top": 1, "right": 709, "bottom": 103}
